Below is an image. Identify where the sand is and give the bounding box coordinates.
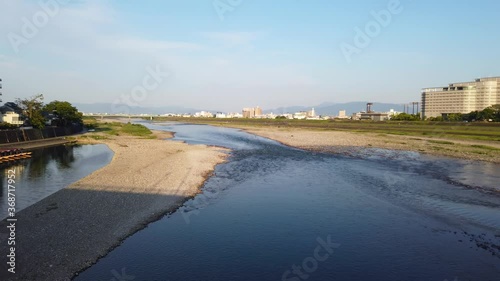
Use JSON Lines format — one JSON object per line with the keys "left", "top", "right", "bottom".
{"left": 238, "top": 126, "right": 500, "bottom": 163}
{"left": 0, "top": 130, "right": 227, "bottom": 281}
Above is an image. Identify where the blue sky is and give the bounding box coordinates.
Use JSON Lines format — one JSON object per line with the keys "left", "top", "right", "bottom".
{"left": 1, "top": 0, "right": 500, "bottom": 112}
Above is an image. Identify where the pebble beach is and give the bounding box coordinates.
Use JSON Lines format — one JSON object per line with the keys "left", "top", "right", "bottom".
{"left": 0, "top": 130, "right": 227, "bottom": 281}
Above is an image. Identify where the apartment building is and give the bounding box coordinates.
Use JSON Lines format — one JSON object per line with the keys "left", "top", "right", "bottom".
{"left": 0, "top": 105, "right": 23, "bottom": 125}
{"left": 242, "top": 106, "right": 262, "bottom": 118}
{"left": 421, "top": 77, "right": 500, "bottom": 118}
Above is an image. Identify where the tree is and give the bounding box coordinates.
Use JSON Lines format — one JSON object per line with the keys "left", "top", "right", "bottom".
{"left": 463, "top": 111, "right": 479, "bottom": 122}
{"left": 446, "top": 113, "right": 463, "bottom": 122}
{"left": 43, "top": 101, "right": 83, "bottom": 126}
{"left": 390, "top": 113, "right": 420, "bottom": 121}
{"left": 16, "top": 94, "right": 45, "bottom": 129}
{"left": 494, "top": 104, "right": 500, "bottom": 122}
{"left": 428, "top": 116, "right": 443, "bottom": 121}
{"left": 464, "top": 104, "right": 500, "bottom": 122}
{"left": 478, "top": 107, "right": 495, "bottom": 121}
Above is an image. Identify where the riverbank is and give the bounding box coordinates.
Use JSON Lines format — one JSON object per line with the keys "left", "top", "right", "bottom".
{"left": 0, "top": 136, "right": 75, "bottom": 150}
{"left": 0, "top": 129, "right": 227, "bottom": 280}
{"left": 222, "top": 125, "right": 500, "bottom": 163}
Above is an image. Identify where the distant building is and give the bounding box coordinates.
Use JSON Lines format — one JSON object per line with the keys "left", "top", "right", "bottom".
{"left": 351, "top": 103, "right": 395, "bottom": 121}
{"left": 306, "top": 108, "right": 316, "bottom": 118}
{"left": 227, "top": 112, "right": 243, "bottom": 118}
{"left": 337, "top": 110, "right": 347, "bottom": 119}
{"left": 0, "top": 105, "right": 23, "bottom": 125}
{"left": 293, "top": 111, "right": 307, "bottom": 119}
{"left": 360, "top": 112, "right": 390, "bottom": 121}
{"left": 265, "top": 113, "right": 277, "bottom": 119}
{"left": 43, "top": 112, "right": 58, "bottom": 126}
{"left": 421, "top": 76, "right": 500, "bottom": 118}
{"left": 242, "top": 106, "right": 262, "bottom": 118}
{"left": 242, "top": 108, "right": 254, "bottom": 118}
{"left": 194, "top": 111, "right": 214, "bottom": 118}
{"left": 255, "top": 106, "right": 262, "bottom": 116}
{"left": 215, "top": 112, "right": 227, "bottom": 118}
{"left": 351, "top": 112, "right": 362, "bottom": 120}
{"left": 387, "top": 109, "right": 400, "bottom": 118}
{"left": 276, "top": 113, "right": 293, "bottom": 119}
{"left": 292, "top": 108, "right": 317, "bottom": 119}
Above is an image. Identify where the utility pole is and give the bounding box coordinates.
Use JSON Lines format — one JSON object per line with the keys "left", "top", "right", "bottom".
{"left": 412, "top": 102, "right": 419, "bottom": 115}
{"left": 0, "top": 78, "right": 3, "bottom": 103}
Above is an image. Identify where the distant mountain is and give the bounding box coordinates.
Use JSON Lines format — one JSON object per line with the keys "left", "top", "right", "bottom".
{"left": 315, "top": 102, "right": 404, "bottom": 115}
{"left": 74, "top": 102, "right": 405, "bottom": 116}
{"left": 74, "top": 103, "right": 218, "bottom": 115}
{"left": 263, "top": 106, "right": 310, "bottom": 115}
{"left": 265, "top": 102, "right": 404, "bottom": 116}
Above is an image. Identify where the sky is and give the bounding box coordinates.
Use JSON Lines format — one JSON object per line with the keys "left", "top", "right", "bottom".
{"left": 1, "top": 0, "right": 500, "bottom": 112}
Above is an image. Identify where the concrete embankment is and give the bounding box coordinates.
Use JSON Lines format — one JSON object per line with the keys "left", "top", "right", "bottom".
{"left": 0, "top": 137, "right": 75, "bottom": 150}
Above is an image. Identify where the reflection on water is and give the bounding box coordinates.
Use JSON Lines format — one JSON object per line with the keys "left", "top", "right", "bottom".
{"left": 75, "top": 123, "right": 500, "bottom": 281}
{"left": 0, "top": 144, "right": 113, "bottom": 219}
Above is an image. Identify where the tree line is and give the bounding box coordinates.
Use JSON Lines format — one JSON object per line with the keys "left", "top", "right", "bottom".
{"left": 390, "top": 104, "right": 500, "bottom": 122}
{"left": 426, "top": 104, "right": 500, "bottom": 122}
{"left": 1, "top": 94, "right": 83, "bottom": 129}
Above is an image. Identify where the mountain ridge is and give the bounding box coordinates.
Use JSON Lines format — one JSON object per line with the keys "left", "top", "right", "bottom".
{"left": 74, "top": 102, "right": 405, "bottom": 116}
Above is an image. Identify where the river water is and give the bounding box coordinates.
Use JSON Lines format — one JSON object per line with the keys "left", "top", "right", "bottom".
{"left": 0, "top": 144, "right": 113, "bottom": 219}
{"left": 76, "top": 123, "right": 500, "bottom": 281}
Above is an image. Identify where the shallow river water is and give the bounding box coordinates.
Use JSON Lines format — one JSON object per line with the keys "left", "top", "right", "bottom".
{"left": 0, "top": 144, "right": 113, "bottom": 220}
{"left": 76, "top": 123, "right": 500, "bottom": 281}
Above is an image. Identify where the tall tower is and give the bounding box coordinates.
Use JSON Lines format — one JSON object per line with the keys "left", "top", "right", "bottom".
{"left": 367, "top": 103, "right": 373, "bottom": 113}
{"left": 255, "top": 106, "right": 262, "bottom": 116}
{"left": 0, "top": 78, "right": 2, "bottom": 103}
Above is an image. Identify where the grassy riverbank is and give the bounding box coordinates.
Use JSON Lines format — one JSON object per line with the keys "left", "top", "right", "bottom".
{"left": 148, "top": 117, "right": 500, "bottom": 163}
{"left": 151, "top": 117, "right": 500, "bottom": 142}
{"left": 83, "top": 118, "right": 154, "bottom": 138}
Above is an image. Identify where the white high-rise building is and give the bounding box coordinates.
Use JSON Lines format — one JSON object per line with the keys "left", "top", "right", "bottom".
{"left": 421, "top": 77, "right": 500, "bottom": 118}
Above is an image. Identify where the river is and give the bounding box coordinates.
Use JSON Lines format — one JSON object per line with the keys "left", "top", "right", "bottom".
{"left": 75, "top": 123, "right": 500, "bottom": 281}
{"left": 0, "top": 144, "right": 113, "bottom": 220}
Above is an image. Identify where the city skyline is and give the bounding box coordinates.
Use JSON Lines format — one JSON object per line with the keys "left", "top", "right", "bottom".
{"left": 1, "top": 0, "right": 500, "bottom": 112}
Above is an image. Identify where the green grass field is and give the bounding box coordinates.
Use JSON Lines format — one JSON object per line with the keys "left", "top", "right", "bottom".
{"left": 83, "top": 117, "right": 154, "bottom": 138}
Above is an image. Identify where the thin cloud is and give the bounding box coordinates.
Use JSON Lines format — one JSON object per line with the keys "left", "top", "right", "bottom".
{"left": 103, "top": 38, "right": 202, "bottom": 53}
{"left": 201, "top": 31, "right": 262, "bottom": 46}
